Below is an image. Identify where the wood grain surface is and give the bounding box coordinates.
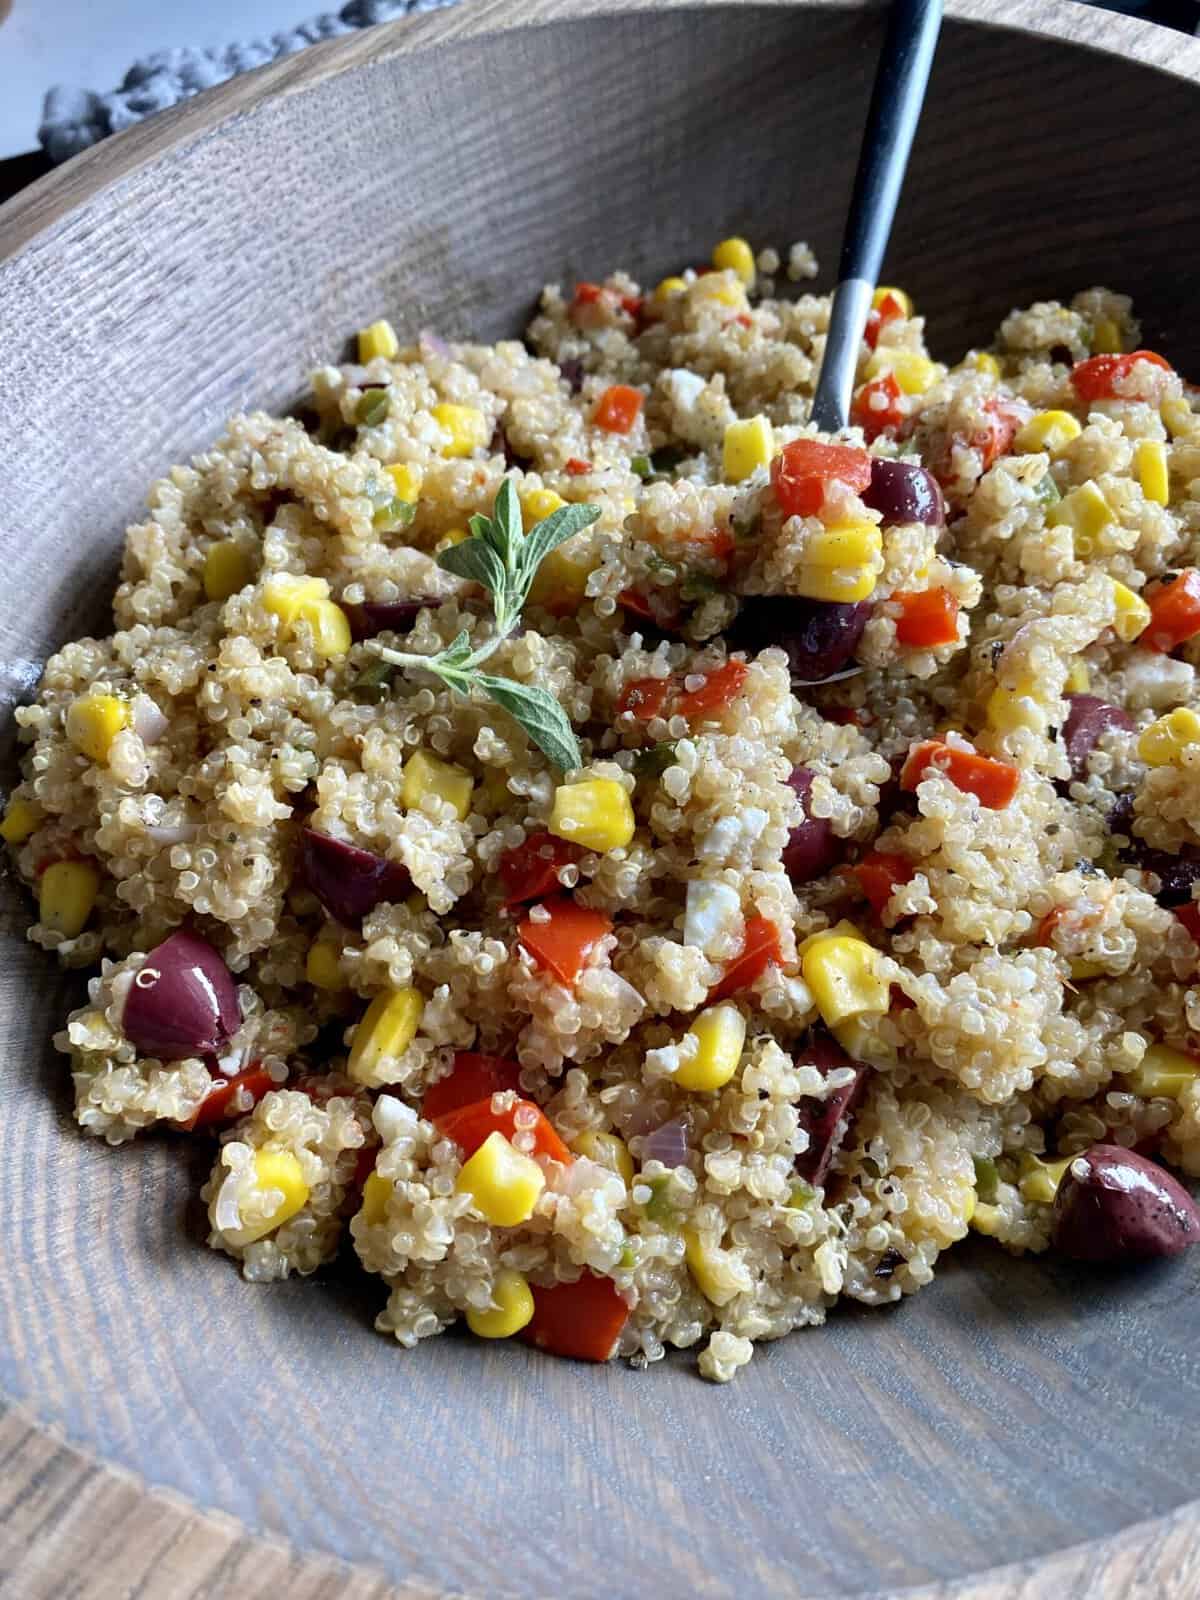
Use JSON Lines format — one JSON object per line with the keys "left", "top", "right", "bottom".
{"left": 2, "top": 2, "right": 1200, "bottom": 1597}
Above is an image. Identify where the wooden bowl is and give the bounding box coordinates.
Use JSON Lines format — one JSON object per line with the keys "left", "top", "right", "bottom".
{"left": 3, "top": 3, "right": 1200, "bottom": 1595}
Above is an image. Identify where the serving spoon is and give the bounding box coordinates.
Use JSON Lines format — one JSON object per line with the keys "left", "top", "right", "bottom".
{"left": 809, "top": 0, "right": 943, "bottom": 433}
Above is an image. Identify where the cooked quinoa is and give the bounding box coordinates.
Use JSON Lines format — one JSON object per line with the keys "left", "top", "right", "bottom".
{"left": 10, "top": 240, "right": 1200, "bottom": 1380}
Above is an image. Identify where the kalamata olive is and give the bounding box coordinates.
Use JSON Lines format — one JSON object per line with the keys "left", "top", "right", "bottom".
{"left": 122, "top": 929, "right": 241, "bottom": 1061}
{"left": 1062, "top": 694, "right": 1134, "bottom": 780}
{"left": 727, "top": 596, "right": 871, "bottom": 683}
{"left": 862, "top": 458, "right": 945, "bottom": 527}
{"left": 793, "top": 1032, "right": 870, "bottom": 1186}
{"left": 299, "top": 827, "right": 410, "bottom": 926}
{"left": 1104, "top": 797, "right": 1200, "bottom": 906}
{"left": 783, "top": 767, "right": 843, "bottom": 884}
{"left": 559, "top": 357, "right": 585, "bottom": 394}
{"left": 1051, "top": 1144, "right": 1200, "bottom": 1261}
{"left": 344, "top": 600, "right": 434, "bottom": 642}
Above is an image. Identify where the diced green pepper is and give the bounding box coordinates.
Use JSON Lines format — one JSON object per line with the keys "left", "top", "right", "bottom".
{"left": 356, "top": 388, "right": 391, "bottom": 427}
{"left": 973, "top": 1155, "right": 1000, "bottom": 1203}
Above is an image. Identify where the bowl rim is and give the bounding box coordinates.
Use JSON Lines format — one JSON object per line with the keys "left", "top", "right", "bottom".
{"left": 2, "top": 0, "right": 1199, "bottom": 1595}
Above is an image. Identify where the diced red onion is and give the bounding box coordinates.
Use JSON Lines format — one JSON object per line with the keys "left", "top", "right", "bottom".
{"left": 793, "top": 1032, "right": 870, "bottom": 1186}
{"left": 122, "top": 929, "right": 241, "bottom": 1061}
{"left": 344, "top": 599, "right": 433, "bottom": 642}
{"left": 131, "top": 695, "right": 168, "bottom": 745}
{"left": 783, "top": 767, "right": 842, "bottom": 884}
{"left": 418, "top": 329, "right": 450, "bottom": 358}
{"left": 299, "top": 827, "right": 411, "bottom": 926}
{"left": 1062, "top": 694, "right": 1134, "bottom": 780}
{"left": 640, "top": 1117, "right": 690, "bottom": 1169}
{"left": 862, "top": 458, "right": 945, "bottom": 527}
{"left": 728, "top": 597, "right": 871, "bottom": 684}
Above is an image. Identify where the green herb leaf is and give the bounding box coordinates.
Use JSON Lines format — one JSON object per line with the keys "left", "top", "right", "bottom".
{"left": 679, "top": 570, "right": 723, "bottom": 602}
{"left": 474, "top": 674, "right": 581, "bottom": 772}
{"left": 349, "top": 658, "right": 395, "bottom": 703}
{"left": 633, "top": 741, "right": 678, "bottom": 780}
{"left": 468, "top": 512, "right": 493, "bottom": 542}
{"left": 488, "top": 477, "right": 523, "bottom": 571}
{"left": 436, "top": 537, "right": 506, "bottom": 594}
{"left": 516, "top": 503, "right": 601, "bottom": 595}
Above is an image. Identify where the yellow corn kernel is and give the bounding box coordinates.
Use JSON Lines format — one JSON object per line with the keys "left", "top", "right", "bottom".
{"left": 1109, "top": 579, "right": 1151, "bottom": 643}
{"left": 986, "top": 676, "right": 1047, "bottom": 735}
{"left": 467, "top": 1268, "right": 536, "bottom": 1339}
{"left": 654, "top": 275, "right": 688, "bottom": 302}
{"left": 1017, "top": 1153, "right": 1075, "bottom": 1206}
{"left": 722, "top": 415, "right": 774, "bottom": 483}
{"left": 304, "top": 598, "right": 353, "bottom": 659}
{"left": 456, "top": 1130, "right": 545, "bottom": 1226}
{"left": 359, "top": 1170, "right": 393, "bottom": 1226}
{"left": 431, "top": 402, "right": 489, "bottom": 459}
{"left": 712, "top": 236, "right": 756, "bottom": 288}
{"left": 872, "top": 285, "right": 913, "bottom": 317}
{"left": 526, "top": 536, "right": 597, "bottom": 613}
{"left": 548, "top": 778, "right": 634, "bottom": 852}
{"left": 1162, "top": 397, "right": 1194, "bottom": 438}
{"left": 65, "top": 694, "right": 129, "bottom": 764}
{"left": 865, "top": 348, "right": 941, "bottom": 396}
{"left": 357, "top": 319, "right": 399, "bottom": 362}
{"left": 38, "top": 859, "right": 100, "bottom": 938}
{"left": 0, "top": 797, "right": 41, "bottom": 845}
{"left": 305, "top": 940, "right": 344, "bottom": 991}
{"left": 971, "top": 1201, "right": 1005, "bottom": 1238}
{"left": 675, "top": 1002, "right": 747, "bottom": 1092}
{"left": 683, "top": 1228, "right": 747, "bottom": 1306}
{"left": 794, "top": 565, "right": 878, "bottom": 604}
{"left": 695, "top": 275, "right": 747, "bottom": 311}
{"left": 1136, "top": 438, "right": 1169, "bottom": 506}
{"left": 226, "top": 1150, "right": 310, "bottom": 1246}
{"left": 520, "top": 487, "right": 566, "bottom": 524}
{"left": 831, "top": 1013, "right": 898, "bottom": 1068}
{"left": 1046, "top": 480, "right": 1112, "bottom": 554}
{"left": 963, "top": 349, "right": 1000, "bottom": 378}
{"left": 801, "top": 933, "right": 889, "bottom": 1028}
{"left": 1138, "top": 706, "right": 1200, "bottom": 766}
{"left": 348, "top": 987, "right": 425, "bottom": 1084}
{"left": 262, "top": 573, "right": 327, "bottom": 625}
{"left": 1015, "top": 410, "right": 1082, "bottom": 457}
{"left": 804, "top": 524, "right": 883, "bottom": 568}
{"left": 402, "top": 748, "right": 474, "bottom": 820}
{"left": 1126, "top": 1042, "right": 1200, "bottom": 1099}
{"left": 571, "top": 1129, "right": 634, "bottom": 1186}
{"left": 1065, "top": 660, "right": 1091, "bottom": 693}
{"left": 203, "top": 540, "right": 254, "bottom": 602}
{"left": 1068, "top": 959, "right": 1105, "bottom": 982}
{"left": 1092, "top": 317, "right": 1123, "bottom": 355}
{"left": 433, "top": 527, "right": 468, "bottom": 554}
{"left": 798, "top": 919, "right": 864, "bottom": 956}
{"left": 387, "top": 462, "right": 423, "bottom": 503}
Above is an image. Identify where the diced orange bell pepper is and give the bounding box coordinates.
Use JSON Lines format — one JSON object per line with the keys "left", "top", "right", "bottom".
{"left": 518, "top": 897, "right": 613, "bottom": 986}
{"left": 892, "top": 588, "right": 960, "bottom": 648}
{"left": 708, "top": 912, "right": 782, "bottom": 1001}
{"left": 594, "top": 385, "right": 644, "bottom": 434}
{"left": 851, "top": 851, "right": 915, "bottom": 918}
{"left": 421, "top": 1051, "right": 524, "bottom": 1122}
{"left": 564, "top": 457, "right": 593, "bottom": 476}
{"left": 617, "top": 677, "right": 671, "bottom": 721}
{"left": 1144, "top": 570, "right": 1200, "bottom": 654}
{"left": 771, "top": 439, "right": 873, "bottom": 518}
{"left": 674, "top": 659, "right": 748, "bottom": 721}
{"left": 851, "top": 372, "right": 906, "bottom": 442}
{"left": 900, "top": 739, "right": 1020, "bottom": 809}
{"left": 184, "top": 1064, "right": 275, "bottom": 1130}
{"left": 1070, "top": 350, "right": 1172, "bottom": 404}
{"left": 520, "top": 1271, "right": 629, "bottom": 1362}
{"left": 433, "top": 1095, "right": 572, "bottom": 1166}
{"left": 498, "top": 831, "right": 582, "bottom": 907}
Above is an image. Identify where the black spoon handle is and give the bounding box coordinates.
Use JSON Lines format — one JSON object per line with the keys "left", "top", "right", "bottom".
{"left": 809, "top": 0, "right": 943, "bottom": 434}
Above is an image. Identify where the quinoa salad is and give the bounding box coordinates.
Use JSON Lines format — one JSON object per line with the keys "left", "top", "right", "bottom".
{"left": 8, "top": 235, "right": 1200, "bottom": 1383}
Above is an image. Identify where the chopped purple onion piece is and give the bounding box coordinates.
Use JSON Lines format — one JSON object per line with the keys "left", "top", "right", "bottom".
{"left": 862, "top": 458, "right": 945, "bottom": 527}
{"left": 782, "top": 767, "right": 843, "bottom": 884}
{"left": 418, "top": 329, "right": 450, "bottom": 359}
{"left": 793, "top": 1032, "right": 870, "bottom": 1186}
{"left": 640, "top": 1116, "right": 690, "bottom": 1169}
{"left": 299, "top": 827, "right": 411, "bottom": 926}
{"left": 122, "top": 929, "right": 241, "bottom": 1062}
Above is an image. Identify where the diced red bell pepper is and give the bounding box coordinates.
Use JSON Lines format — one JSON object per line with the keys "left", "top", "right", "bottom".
{"left": 771, "top": 439, "right": 873, "bottom": 519}
{"left": 900, "top": 739, "right": 1020, "bottom": 809}
{"left": 564, "top": 457, "right": 593, "bottom": 477}
{"left": 708, "top": 913, "right": 783, "bottom": 1001}
{"left": 520, "top": 1271, "right": 629, "bottom": 1362}
{"left": 620, "top": 294, "right": 645, "bottom": 323}
{"left": 617, "top": 587, "right": 683, "bottom": 629}
{"left": 892, "top": 588, "right": 960, "bottom": 648}
{"left": 433, "top": 1095, "right": 572, "bottom": 1166}
{"left": 617, "top": 677, "right": 671, "bottom": 721}
{"left": 864, "top": 291, "right": 907, "bottom": 351}
{"left": 1175, "top": 903, "right": 1200, "bottom": 944}
{"left": 851, "top": 372, "right": 906, "bottom": 442}
{"left": 518, "top": 897, "right": 613, "bottom": 986}
{"left": 572, "top": 282, "right": 604, "bottom": 307}
{"left": 498, "top": 831, "right": 582, "bottom": 908}
{"left": 1144, "top": 569, "right": 1200, "bottom": 654}
{"left": 594, "top": 385, "right": 644, "bottom": 434}
{"left": 184, "top": 1064, "right": 275, "bottom": 1130}
{"left": 674, "top": 659, "right": 748, "bottom": 722}
{"left": 421, "top": 1051, "right": 524, "bottom": 1121}
{"left": 970, "top": 398, "right": 1025, "bottom": 472}
{"left": 851, "top": 851, "right": 915, "bottom": 918}
{"left": 1070, "top": 350, "right": 1172, "bottom": 404}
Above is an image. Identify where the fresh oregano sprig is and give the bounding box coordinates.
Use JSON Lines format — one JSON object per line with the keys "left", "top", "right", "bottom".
{"left": 365, "top": 479, "right": 600, "bottom": 771}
